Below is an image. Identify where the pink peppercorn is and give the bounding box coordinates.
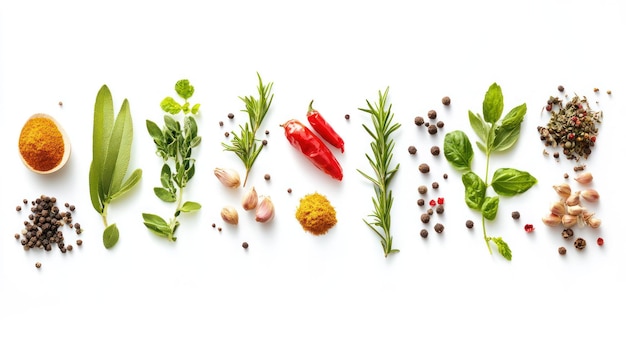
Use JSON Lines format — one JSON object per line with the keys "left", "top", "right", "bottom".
{"left": 429, "top": 199, "right": 436, "bottom": 207}
{"left": 437, "top": 197, "right": 444, "bottom": 205}
{"left": 597, "top": 238, "right": 604, "bottom": 246}
{"left": 524, "top": 224, "right": 534, "bottom": 233}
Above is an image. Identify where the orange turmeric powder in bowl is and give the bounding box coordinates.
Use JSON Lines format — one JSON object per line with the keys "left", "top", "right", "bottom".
{"left": 18, "top": 113, "right": 71, "bottom": 174}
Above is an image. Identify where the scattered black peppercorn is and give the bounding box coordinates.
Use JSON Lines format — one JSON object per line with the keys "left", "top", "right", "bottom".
{"left": 262, "top": 139, "right": 268, "bottom": 146}
{"left": 432, "top": 182, "right": 439, "bottom": 189}
{"left": 434, "top": 223, "right": 444, "bottom": 233}
{"left": 265, "top": 130, "right": 270, "bottom": 135}
{"left": 558, "top": 246, "right": 567, "bottom": 255}
{"left": 430, "top": 146, "right": 440, "bottom": 156}
{"left": 561, "top": 228, "right": 574, "bottom": 239}
{"left": 417, "top": 199, "right": 425, "bottom": 206}
{"left": 35, "top": 262, "right": 42, "bottom": 269}
{"left": 345, "top": 114, "right": 350, "bottom": 120}
{"left": 76, "top": 239, "right": 83, "bottom": 246}
{"left": 574, "top": 237, "right": 586, "bottom": 250}
{"left": 420, "top": 213, "right": 430, "bottom": 223}
{"left": 564, "top": 173, "right": 569, "bottom": 179}
{"left": 443, "top": 173, "right": 448, "bottom": 179}
{"left": 264, "top": 174, "right": 271, "bottom": 181}
{"left": 16, "top": 206, "right": 21, "bottom": 211}
{"left": 420, "top": 229, "right": 428, "bottom": 238}
{"left": 558, "top": 85, "right": 565, "bottom": 92}
{"left": 466, "top": 220, "right": 474, "bottom": 229}
{"left": 242, "top": 242, "right": 249, "bottom": 249}
{"left": 436, "top": 121, "right": 444, "bottom": 129}
{"left": 427, "top": 124, "right": 438, "bottom": 135}
{"left": 219, "top": 121, "right": 224, "bottom": 127}
{"left": 408, "top": 146, "right": 417, "bottom": 155}
{"left": 435, "top": 205, "right": 444, "bottom": 214}
{"left": 442, "top": 96, "right": 451, "bottom": 106}
{"left": 224, "top": 132, "right": 230, "bottom": 137}
{"left": 419, "top": 163, "right": 430, "bottom": 173}
{"left": 427, "top": 209, "right": 434, "bottom": 216}
{"left": 287, "top": 188, "right": 292, "bottom": 194}
{"left": 228, "top": 113, "right": 234, "bottom": 119}
{"left": 414, "top": 116, "right": 425, "bottom": 126}
{"left": 427, "top": 110, "right": 437, "bottom": 119}
{"left": 511, "top": 211, "right": 520, "bottom": 220}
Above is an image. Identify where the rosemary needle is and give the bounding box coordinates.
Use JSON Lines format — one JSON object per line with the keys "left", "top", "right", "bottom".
{"left": 358, "top": 87, "right": 401, "bottom": 257}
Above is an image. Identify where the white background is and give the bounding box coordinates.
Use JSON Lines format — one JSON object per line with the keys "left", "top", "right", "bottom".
{"left": 1, "top": 1, "right": 624, "bottom": 350}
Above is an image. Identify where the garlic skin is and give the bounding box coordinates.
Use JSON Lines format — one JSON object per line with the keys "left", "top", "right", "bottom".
{"left": 580, "top": 189, "right": 600, "bottom": 202}
{"left": 255, "top": 196, "right": 275, "bottom": 223}
{"left": 565, "top": 192, "right": 581, "bottom": 206}
{"left": 221, "top": 206, "right": 239, "bottom": 225}
{"left": 542, "top": 213, "right": 562, "bottom": 227}
{"left": 587, "top": 217, "right": 601, "bottom": 228}
{"left": 553, "top": 183, "right": 572, "bottom": 199}
{"left": 550, "top": 201, "right": 567, "bottom": 216}
{"left": 574, "top": 172, "right": 593, "bottom": 185}
{"left": 561, "top": 214, "right": 578, "bottom": 228}
{"left": 241, "top": 186, "right": 259, "bottom": 211}
{"left": 214, "top": 168, "right": 241, "bottom": 188}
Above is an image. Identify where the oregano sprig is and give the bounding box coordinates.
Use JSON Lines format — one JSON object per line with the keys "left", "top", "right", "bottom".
{"left": 222, "top": 73, "right": 274, "bottom": 187}
{"left": 143, "top": 79, "right": 202, "bottom": 242}
{"left": 89, "top": 85, "right": 143, "bottom": 249}
{"left": 358, "top": 87, "right": 401, "bottom": 257}
{"left": 444, "top": 83, "right": 537, "bottom": 260}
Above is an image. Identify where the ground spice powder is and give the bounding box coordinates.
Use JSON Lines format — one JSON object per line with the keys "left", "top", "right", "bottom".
{"left": 295, "top": 192, "right": 337, "bottom": 235}
{"left": 19, "top": 116, "right": 64, "bottom": 172}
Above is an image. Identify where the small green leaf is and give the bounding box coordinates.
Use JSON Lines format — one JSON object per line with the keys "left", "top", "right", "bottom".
{"left": 481, "top": 196, "right": 499, "bottom": 220}
{"left": 142, "top": 213, "right": 172, "bottom": 237}
{"left": 462, "top": 171, "right": 486, "bottom": 210}
{"left": 160, "top": 164, "right": 173, "bottom": 188}
{"left": 175, "top": 79, "right": 194, "bottom": 100}
{"left": 491, "top": 237, "right": 512, "bottom": 260}
{"left": 444, "top": 130, "right": 474, "bottom": 173}
{"left": 103, "top": 224, "right": 120, "bottom": 249}
{"left": 154, "top": 187, "right": 176, "bottom": 202}
{"left": 180, "top": 201, "right": 201, "bottom": 212}
{"left": 468, "top": 110, "right": 489, "bottom": 144}
{"left": 110, "top": 169, "right": 142, "bottom": 200}
{"left": 491, "top": 168, "right": 537, "bottom": 196}
{"left": 161, "top": 97, "right": 182, "bottom": 115}
{"left": 181, "top": 101, "right": 190, "bottom": 114}
{"left": 191, "top": 104, "right": 200, "bottom": 114}
{"left": 483, "top": 82, "right": 504, "bottom": 124}
{"left": 146, "top": 119, "right": 163, "bottom": 141}
{"left": 164, "top": 115, "right": 180, "bottom": 133}
{"left": 491, "top": 103, "right": 527, "bottom": 152}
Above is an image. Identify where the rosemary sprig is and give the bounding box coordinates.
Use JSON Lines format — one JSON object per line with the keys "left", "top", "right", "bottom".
{"left": 222, "top": 73, "right": 274, "bottom": 186}
{"left": 358, "top": 87, "right": 401, "bottom": 257}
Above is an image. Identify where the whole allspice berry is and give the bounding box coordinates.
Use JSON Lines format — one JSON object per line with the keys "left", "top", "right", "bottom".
{"left": 408, "top": 145, "right": 417, "bottom": 155}
{"left": 419, "top": 163, "right": 430, "bottom": 173}
{"left": 430, "top": 146, "right": 440, "bottom": 156}
{"left": 427, "top": 124, "right": 438, "bottom": 135}
{"left": 442, "top": 96, "right": 451, "bottom": 106}
{"left": 414, "top": 116, "right": 425, "bottom": 126}
{"left": 420, "top": 229, "right": 428, "bottom": 238}
{"left": 558, "top": 246, "right": 567, "bottom": 255}
{"left": 466, "top": 220, "right": 474, "bottom": 229}
{"left": 511, "top": 211, "right": 520, "bottom": 220}
{"left": 418, "top": 185, "right": 428, "bottom": 194}
{"left": 434, "top": 223, "right": 444, "bottom": 233}
{"left": 420, "top": 213, "right": 430, "bottom": 224}
{"left": 427, "top": 110, "right": 437, "bottom": 119}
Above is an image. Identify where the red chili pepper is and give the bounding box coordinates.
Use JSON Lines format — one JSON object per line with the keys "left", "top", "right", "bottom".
{"left": 281, "top": 119, "right": 343, "bottom": 181}
{"left": 307, "top": 100, "right": 345, "bottom": 153}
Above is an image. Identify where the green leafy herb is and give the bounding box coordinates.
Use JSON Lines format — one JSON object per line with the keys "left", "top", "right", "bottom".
{"left": 444, "top": 83, "right": 537, "bottom": 260}
{"left": 89, "top": 85, "right": 143, "bottom": 249}
{"left": 222, "top": 73, "right": 274, "bottom": 187}
{"left": 358, "top": 87, "right": 401, "bottom": 257}
{"left": 143, "top": 79, "right": 202, "bottom": 241}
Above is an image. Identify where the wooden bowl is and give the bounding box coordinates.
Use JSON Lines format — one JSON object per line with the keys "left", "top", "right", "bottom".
{"left": 18, "top": 113, "right": 71, "bottom": 174}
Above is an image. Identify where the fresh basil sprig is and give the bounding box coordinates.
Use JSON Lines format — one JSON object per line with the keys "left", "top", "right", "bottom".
{"left": 143, "top": 79, "right": 202, "bottom": 241}
{"left": 89, "top": 85, "right": 143, "bottom": 249}
{"left": 444, "top": 83, "right": 537, "bottom": 260}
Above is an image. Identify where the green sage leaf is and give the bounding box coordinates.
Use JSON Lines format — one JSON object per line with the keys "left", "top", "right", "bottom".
{"left": 161, "top": 97, "right": 182, "bottom": 114}
{"left": 483, "top": 82, "right": 504, "bottom": 124}
{"left": 110, "top": 169, "right": 142, "bottom": 200}
{"left": 180, "top": 201, "right": 201, "bottom": 213}
{"left": 462, "top": 171, "right": 486, "bottom": 210}
{"left": 491, "top": 237, "right": 512, "bottom": 261}
{"left": 146, "top": 119, "right": 163, "bottom": 141}
{"left": 444, "top": 130, "right": 474, "bottom": 173}
{"left": 89, "top": 163, "right": 103, "bottom": 214}
{"left": 160, "top": 164, "right": 173, "bottom": 188}
{"left": 164, "top": 115, "right": 180, "bottom": 133}
{"left": 491, "top": 103, "right": 527, "bottom": 152}
{"left": 491, "top": 168, "right": 537, "bottom": 196}
{"left": 142, "top": 213, "right": 172, "bottom": 237}
{"left": 102, "top": 99, "right": 133, "bottom": 197}
{"left": 481, "top": 196, "right": 500, "bottom": 221}
{"left": 175, "top": 79, "right": 194, "bottom": 100}
{"left": 103, "top": 224, "right": 120, "bottom": 249}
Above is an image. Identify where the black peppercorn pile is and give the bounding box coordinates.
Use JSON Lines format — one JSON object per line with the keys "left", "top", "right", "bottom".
{"left": 14, "top": 195, "right": 83, "bottom": 255}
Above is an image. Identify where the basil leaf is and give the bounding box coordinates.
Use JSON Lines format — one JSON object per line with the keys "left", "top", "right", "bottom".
{"left": 481, "top": 196, "right": 499, "bottom": 220}
{"left": 468, "top": 110, "right": 489, "bottom": 144}
{"left": 103, "top": 224, "right": 120, "bottom": 249}
{"left": 491, "top": 168, "right": 537, "bottom": 196}
{"left": 483, "top": 82, "right": 503, "bottom": 124}
{"left": 462, "top": 171, "right": 486, "bottom": 210}
{"left": 175, "top": 79, "right": 194, "bottom": 100}
{"left": 180, "top": 201, "right": 201, "bottom": 213}
{"left": 161, "top": 97, "right": 182, "bottom": 115}
{"left": 491, "top": 103, "right": 527, "bottom": 152}
{"left": 444, "top": 131, "right": 474, "bottom": 173}
{"left": 491, "top": 237, "right": 512, "bottom": 261}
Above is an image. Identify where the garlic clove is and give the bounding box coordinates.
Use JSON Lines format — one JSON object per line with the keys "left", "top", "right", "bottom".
{"left": 214, "top": 168, "right": 241, "bottom": 188}
{"left": 550, "top": 201, "right": 567, "bottom": 217}
{"left": 255, "top": 196, "right": 275, "bottom": 223}
{"left": 565, "top": 191, "right": 581, "bottom": 206}
{"left": 580, "top": 189, "right": 600, "bottom": 202}
{"left": 587, "top": 216, "right": 601, "bottom": 229}
{"left": 542, "top": 213, "right": 562, "bottom": 227}
{"left": 241, "top": 186, "right": 259, "bottom": 211}
{"left": 553, "top": 183, "right": 572, "bottom": 199}
{"left": 566, "top": 205, "right": 584, "bottom": 216}
{"left": 561, "top": 214, "right": 578, "bottom": 228}
{"left": 574, "top": 172, "right": 593, "bottom": 185}
{"left": 221, "top": 206, "right": 239, "bottom": 225}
